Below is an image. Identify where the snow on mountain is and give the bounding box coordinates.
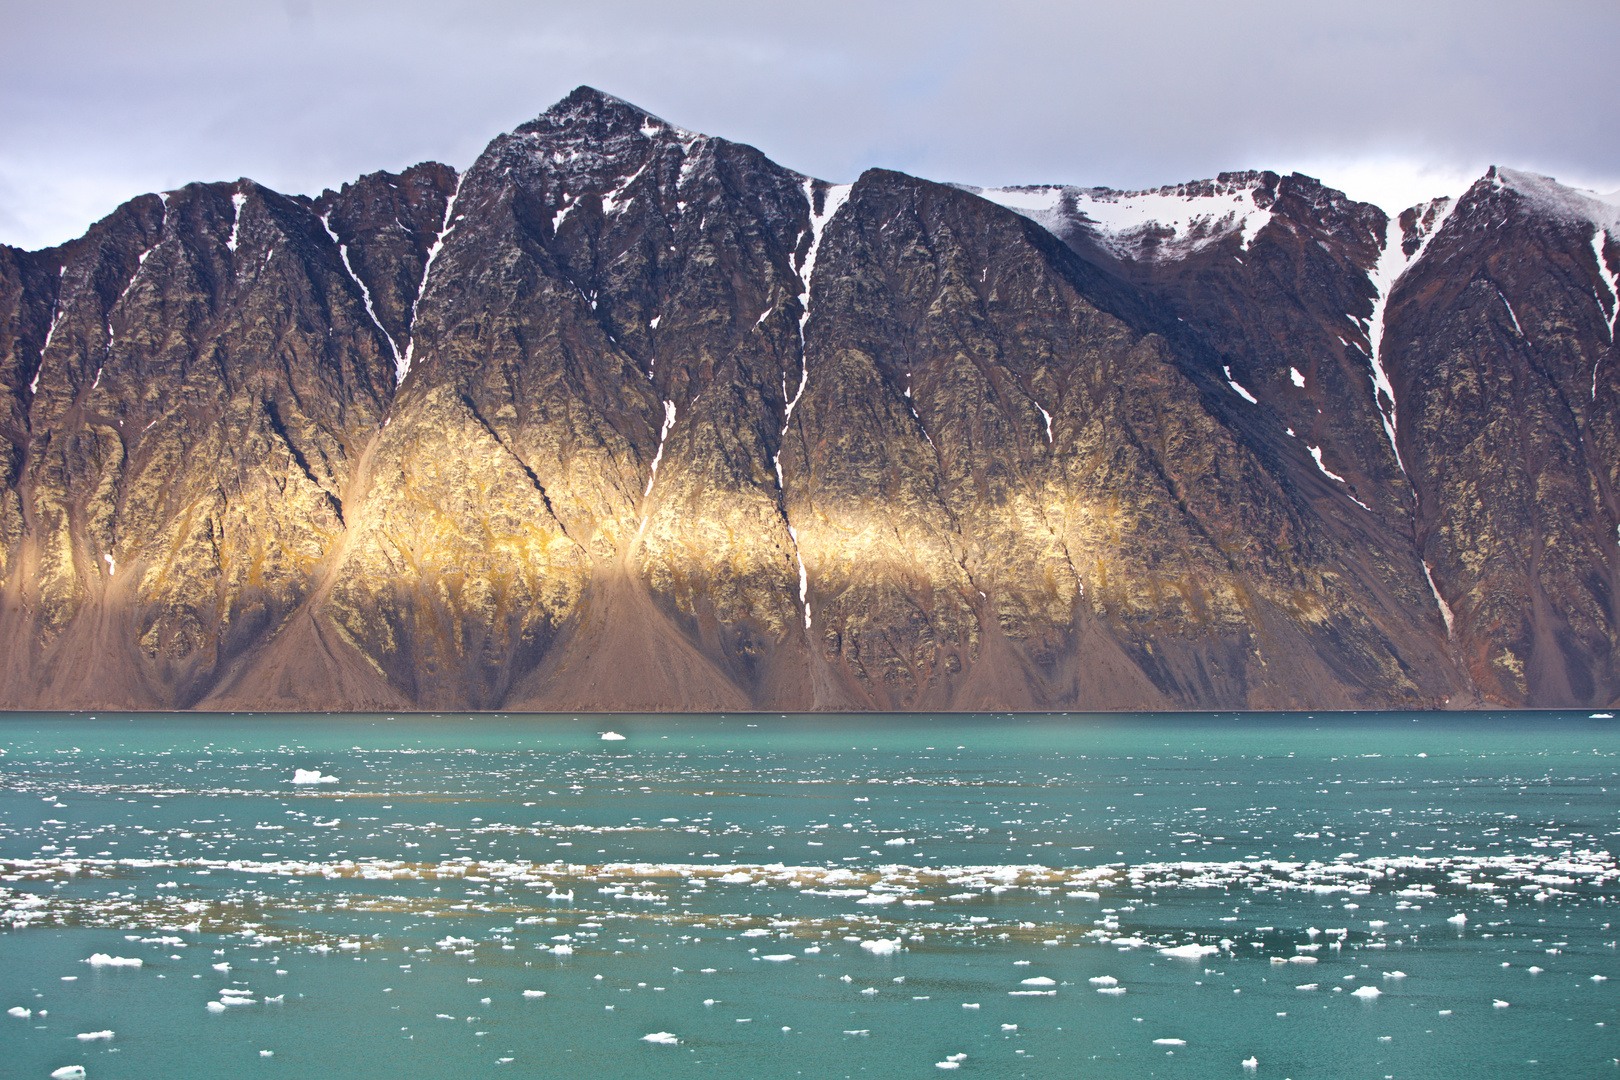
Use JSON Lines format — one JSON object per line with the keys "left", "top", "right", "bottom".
{"left": 1492, "top": 167, "right": 1620, "bottom": 230}
{"left": 971, "top": 174, "right": 1276, "bottom": 262}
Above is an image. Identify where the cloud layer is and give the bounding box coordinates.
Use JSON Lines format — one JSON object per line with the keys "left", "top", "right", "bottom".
{"left": 3, "top": 0, "right": 1616, "bottom": 248}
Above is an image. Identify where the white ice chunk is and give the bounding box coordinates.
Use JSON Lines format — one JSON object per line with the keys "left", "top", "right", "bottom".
{"left": 860, "top": 939, "right": 903, "bottom": 956}
{"left": 84, "top": 954, "right": 142, "bottom": 968}
{"left": 76, "top": 1030, "right": 114, "bottom": 1041}
{"left": 291, "top": 769, "right": 338, "bottom": 785}
{"left": 51, "top": 1069, "right": 87, "bottom": 1080}
{"left": 641, "top": 1031, "right": 679, "bottom": 1044}
{"left": 1351, "top": 986, "right": 1382, "bottom": 999}
{"left": 1159, "top": 944, "right": 1218, "bottom": 960}
{"left": 600, "top": 732, "right": 626, "bottom": 741}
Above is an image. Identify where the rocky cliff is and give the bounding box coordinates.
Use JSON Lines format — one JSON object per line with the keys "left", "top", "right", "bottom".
{"left": 2, "top": 88, "right": 1616, "bottom": 711}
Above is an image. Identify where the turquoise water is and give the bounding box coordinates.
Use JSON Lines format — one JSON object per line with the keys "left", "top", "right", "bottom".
{"left": 1, "top": 711, "right": 1615, "bottom": 1079}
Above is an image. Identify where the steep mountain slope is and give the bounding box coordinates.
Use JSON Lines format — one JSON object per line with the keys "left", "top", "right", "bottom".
{"left": 0, "top": 88, "right": 1614, "bottom": 711}
{"left": 1387, "top": 169, "right": 1620, "bottom": 706}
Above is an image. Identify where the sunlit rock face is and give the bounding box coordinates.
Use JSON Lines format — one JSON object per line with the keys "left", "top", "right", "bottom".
{"left": 1, "top": 89, "right": 1616, "bottom": 711}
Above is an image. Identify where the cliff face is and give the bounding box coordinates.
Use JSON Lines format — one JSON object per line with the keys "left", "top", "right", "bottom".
{"left": 2, "top": 88, "right": 1616, "bottom": 711}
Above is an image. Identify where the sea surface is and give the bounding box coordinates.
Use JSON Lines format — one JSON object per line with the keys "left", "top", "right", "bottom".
{"left": 0, "top": 711, "right": 1615, "bottom": 1079}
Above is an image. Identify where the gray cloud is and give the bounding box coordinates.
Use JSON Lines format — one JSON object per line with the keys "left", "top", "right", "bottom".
{"left": 3, "top": 0, "right": 1616, "bottom": 248}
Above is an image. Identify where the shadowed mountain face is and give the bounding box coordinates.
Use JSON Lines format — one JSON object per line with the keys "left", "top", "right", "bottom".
{"left": 2, "top": 89, "right": 1617, "bottom": 712}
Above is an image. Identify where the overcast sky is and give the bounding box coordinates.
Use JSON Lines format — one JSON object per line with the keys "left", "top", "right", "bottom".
{"left": 3, "top": 0, "right": 1616, "bottom": 250}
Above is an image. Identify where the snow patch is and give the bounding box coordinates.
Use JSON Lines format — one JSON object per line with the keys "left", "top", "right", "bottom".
{"left": 644, "top": 399, "right": 677, "bottom": 496}
{"left": 977, "top": 177, "right": 1274, "bottom": 262}
{"left": 1423, "top": 562, "right": 1456, "bottom": 638}
{"left": 400, "top": 172, "right": 465, "bottom": 384}
{"left": 775, "top": 180, "right": 853, "bottom": 635}
{"left": 1222, "top": 366, "right": 1258, "bottom": 404}
{"left": 1307, "top": 445, "right": 1347, "bottom": 484}
{"left": 1362, "top": 198, "right": 1456, "bottom": 475}
{"left": 1493, "top": 168, "right": 1620, "bottom": 231}
{"left": 1496, "top": 287, "right": 1526, "bottom": 338}
{"left": 322, "top": 213, "right": 403, "bottom": 371}
{"left": 226, "top": 190, "right": 246, "bottom": 252}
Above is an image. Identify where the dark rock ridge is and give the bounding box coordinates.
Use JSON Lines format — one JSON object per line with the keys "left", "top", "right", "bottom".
{"left": 2, "top": 87, "right": 1617, "bottom": 711}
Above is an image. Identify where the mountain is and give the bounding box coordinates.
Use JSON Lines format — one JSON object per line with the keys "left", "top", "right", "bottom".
{"left": 2, "top": 87, "right": 1617, "bottom": 712}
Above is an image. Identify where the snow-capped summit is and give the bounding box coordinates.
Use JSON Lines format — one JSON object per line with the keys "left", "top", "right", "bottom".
{"left": 971, "top": 172, "right": 1279, "bottom": 262}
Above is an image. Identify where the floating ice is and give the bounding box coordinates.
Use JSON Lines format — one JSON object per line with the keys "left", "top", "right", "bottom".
{"left": 1020, "top": 977, "right": 1056, "bottom": 986}
{"left": 549, "top": 945, "right": 573, "bottom": 956}
{"left": 600, "top": 732, "right": 626, "bottom": 741}
{"left": 641, "top": 1032, "right": 679, "bottom": 1044}
{"left": 1009, "top": 990, "right": 1055, "bottom": 997}
{"left": 935, "top": 1064, "right": 959, "bottom": 1071}
{"left": 1097, "top": 987, "right": 1127, "bottom": 996}
{"left": 962, "top": 1003, "right": 979, "bottom": 1009}
{"left": 84, "top": 954, "right": 142, "bottom": 968}
{"left": 1447, "top": 913, "right": 1467, "bottom": 926}
{"left": 76, "top": 1031, "right": 114, "bottom": 1041}
{"left": 1243, "top": 1057, "right": 1258, "bottom": 1070}
{"left": 760, "top": 954, "right": 796, "bottom": 962}
{"left": 1351, "top": 986, "right": 1382, "bottom": 999}
{"left": 522, "top": 990, "right": 546, "bottom": 998}
{"left": 291, "top": 769, "right": 337, "bottom": 785}
{"left": 7, "top": 1007, "right": 30, "bottom": 1018}
{"left": 1089, "top": 976, "right": 1119, "bottom": 986}
{"left": 205, "top": 1001, "right": 226, "bottom": 1013}
{"left": 51, "top": 1069, "right": 87, "bottom": 1080}
{"left": 1383, "top": 971, "right": 1407, "bottom": 979}
{"left": 1493, "top": 999, "right": 1510, "bottom": 1008}
{"left": 1159, "top": 944, "right": 1218, "bottom": 960}
{"left": 860, "top": 939, "right": 903, "bottom": 956}
{"left": 1153, "top": 1038, "right": 1187, "bottom": 1046}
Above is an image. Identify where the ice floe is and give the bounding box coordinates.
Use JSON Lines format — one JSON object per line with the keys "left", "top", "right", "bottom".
{"left": 84, "top": 954, "right": 141, "bottom": 968}
{"left": 290, "top": 769, "right": 337, "bottom": 785}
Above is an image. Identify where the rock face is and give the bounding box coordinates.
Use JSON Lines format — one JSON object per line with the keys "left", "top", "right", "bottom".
{"left": 2, "top": 88, "right": 1617, "bottom": 711}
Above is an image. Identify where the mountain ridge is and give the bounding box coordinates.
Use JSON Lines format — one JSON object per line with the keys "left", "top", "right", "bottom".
{"left": 2, "top": 86, "right": 1616, "bottom": 712}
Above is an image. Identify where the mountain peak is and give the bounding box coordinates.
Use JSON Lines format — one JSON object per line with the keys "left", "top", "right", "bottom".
{"left": 1483, "top": 166, "right": 1620, "bottom": 229}
{"left": 517, "top": 87, "right": 692, "bottom": 143}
